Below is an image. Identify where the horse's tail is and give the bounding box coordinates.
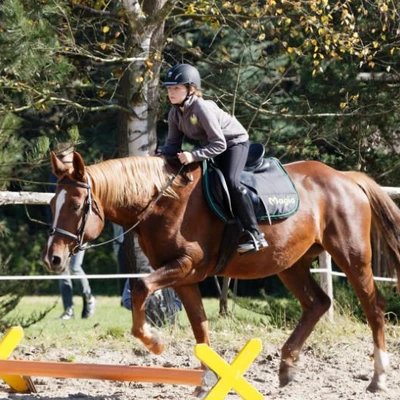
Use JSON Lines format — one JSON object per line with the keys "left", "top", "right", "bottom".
{"left": 344, "top": 171, "right": 400, "bottom": 289}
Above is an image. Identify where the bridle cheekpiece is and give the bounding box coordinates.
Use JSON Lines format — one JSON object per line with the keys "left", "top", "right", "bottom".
{"left": 48, "top": 175, "right": 103, "bottom": 255}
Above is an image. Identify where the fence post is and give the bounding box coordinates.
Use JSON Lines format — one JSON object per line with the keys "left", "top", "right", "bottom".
{"left": 319, "top": 251, "right": 334, "bottom": 322}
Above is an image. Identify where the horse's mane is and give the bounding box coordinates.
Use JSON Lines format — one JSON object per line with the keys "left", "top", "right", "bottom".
{"left": 86, "top": 156, "right": 178, "bottom": 208}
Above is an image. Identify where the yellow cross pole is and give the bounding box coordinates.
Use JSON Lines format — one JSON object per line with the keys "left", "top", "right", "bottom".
{"left": 0, "top": 327, "right": 35, "bottom": 393}
{"left": 194, "top": 338, "right": 264, "bottom": 399}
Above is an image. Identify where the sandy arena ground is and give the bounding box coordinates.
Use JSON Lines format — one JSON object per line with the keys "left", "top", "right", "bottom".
{"left": 1, "top": 333, "right": 400, "bottom": 400}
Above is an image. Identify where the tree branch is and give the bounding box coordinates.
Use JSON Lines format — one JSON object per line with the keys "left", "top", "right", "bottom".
{"left": 70, "top": 2, "right": 119, "bottom": 18}
{"left": 146, "top": 0, "right": 180, "bottom": 26}
{"left": 58, "top": 51, "right": 147, "bottom": 64}
{"left": 0, "top": 98, "right": 131, "bottom": 116}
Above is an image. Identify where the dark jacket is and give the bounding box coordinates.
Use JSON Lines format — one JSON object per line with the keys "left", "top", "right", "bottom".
{"left": 160, "top": 95, "right": 248, "bottom": 161}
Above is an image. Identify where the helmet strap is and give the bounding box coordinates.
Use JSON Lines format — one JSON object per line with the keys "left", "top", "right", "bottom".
{"left": 177, "top": 86, "right": 194, "bottom": 107}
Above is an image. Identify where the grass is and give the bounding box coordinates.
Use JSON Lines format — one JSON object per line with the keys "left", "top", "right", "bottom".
{"left": 4, "top": 295, "right": 400, "bottom": 361}
{"left": 8, "top": 296, "right": 134, "bottom": 353}
{"left": 5, "top": 296, "right": 283, "bottom": 356}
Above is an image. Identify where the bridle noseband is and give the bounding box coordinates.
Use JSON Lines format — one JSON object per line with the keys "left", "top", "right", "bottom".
{"left": 48, "top": 175, "right": 103, "bottom": 255}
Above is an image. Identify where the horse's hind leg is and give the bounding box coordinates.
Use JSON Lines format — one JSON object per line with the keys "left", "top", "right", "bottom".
{"left": 329, "top": 246, "right": 388, "bottom": 392}
{"left": 277, "top": 256, "right": 331, "bottom": 387}
{"left": 349, "top": 277, "right": 387, "bottom": 392}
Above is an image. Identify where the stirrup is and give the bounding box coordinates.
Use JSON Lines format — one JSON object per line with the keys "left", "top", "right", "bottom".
{"left": 237, "top": 231, "right": 262, "bottom": 254}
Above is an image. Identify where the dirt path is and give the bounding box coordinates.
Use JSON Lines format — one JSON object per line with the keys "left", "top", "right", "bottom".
{"left": 1, "top": 335, "right": 400, "bottom": 399}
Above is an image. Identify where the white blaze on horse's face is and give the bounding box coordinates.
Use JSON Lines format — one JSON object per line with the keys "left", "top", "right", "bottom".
{"left": 43, "top": 187, "right": 71, "bottom": 273}
{"left": 52, "top": 188, "right": 66, "bottom": 236}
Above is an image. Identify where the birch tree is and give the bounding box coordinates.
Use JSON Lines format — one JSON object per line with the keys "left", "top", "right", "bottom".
{"left": 118, "top": 0, "right": 178, "bottom": 271}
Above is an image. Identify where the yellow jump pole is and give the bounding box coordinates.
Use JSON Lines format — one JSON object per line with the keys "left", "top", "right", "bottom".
{"left": 0, "top": 359, "right": 208, "bottom": 386}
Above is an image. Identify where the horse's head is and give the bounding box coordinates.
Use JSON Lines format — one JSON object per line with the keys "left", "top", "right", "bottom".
{"left": 42, "top": 151, "right": 105, "bottom": 273}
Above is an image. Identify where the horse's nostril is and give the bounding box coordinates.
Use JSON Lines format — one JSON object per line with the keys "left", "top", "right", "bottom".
{"left": 51, "top": 256, "right": 61, "bottom": 267}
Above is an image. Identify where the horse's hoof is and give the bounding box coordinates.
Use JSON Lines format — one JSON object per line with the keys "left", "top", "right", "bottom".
{"left": 146, "top": 327, "right": 164, "bottom": 355}
{"left": 147, "top": 340, "right": 164, "bottom": 355}
{"left": 279, "top": 362, "right": 297, "bottom": 387}
{"left": 367, "top": 380, "right": 388, "bottom": 393}
{"left": 367, "top": 371, "right": 388, "bottom": 393}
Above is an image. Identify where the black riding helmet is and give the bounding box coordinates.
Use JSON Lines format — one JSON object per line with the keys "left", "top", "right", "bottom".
{"left": 163, "top": 64, "right": 201, "bottom": 88}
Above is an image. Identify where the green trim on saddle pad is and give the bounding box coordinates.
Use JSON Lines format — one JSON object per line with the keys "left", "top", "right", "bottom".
{"left": 203, "top": 158, "right": 299, "bottom": 223}
{"left": 203, "top": 160, "right": 229, "bottom": 222}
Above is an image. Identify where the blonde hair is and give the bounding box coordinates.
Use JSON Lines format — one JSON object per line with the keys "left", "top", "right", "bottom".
{"left": 189, "top": 84, "right": 203, "bottom": 98}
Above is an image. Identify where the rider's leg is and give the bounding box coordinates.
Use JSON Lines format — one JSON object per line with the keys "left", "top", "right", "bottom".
{"left": 215, "top": 141, "right": 268, "bottom": 253}
{"left": 230, "top": 185, "right": 268, "bottom": 253}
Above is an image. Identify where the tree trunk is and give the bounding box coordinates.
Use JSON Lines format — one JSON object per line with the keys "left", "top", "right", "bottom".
{"left": 117, "top": 1, "right": 169, "bottom": 273}
{"left": 117, "top": 2, "right": 180, "bottom": 328}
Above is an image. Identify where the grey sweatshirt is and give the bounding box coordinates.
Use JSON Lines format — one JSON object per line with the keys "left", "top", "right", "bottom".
{"left": 160, "top": 95, "right": 248, "bottom": 161}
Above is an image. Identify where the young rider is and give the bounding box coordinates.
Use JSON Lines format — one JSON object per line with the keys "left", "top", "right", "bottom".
{"left": 158, "top": 63, "right": 268, "bottom": 253}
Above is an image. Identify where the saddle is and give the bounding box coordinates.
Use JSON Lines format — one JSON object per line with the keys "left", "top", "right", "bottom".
{"left": 203, "top": 143, "right": 299, "bottom": 224}
{"left": 202, "top": 143, "right": 299, "bottom": 275}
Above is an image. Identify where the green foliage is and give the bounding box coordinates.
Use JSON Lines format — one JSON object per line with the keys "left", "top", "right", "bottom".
{"left": 234, "top": 281, "right": 400, "bottom": 329}
{"left": 0, "top": 114, "right": 25, "bottom": 189}
{"left": 334, "top": 280, "right": 365, "bottom": 321}
{"left": 382, "top": 285, "right": 400, "bottom": 323}
{"left": 334, "top": 280, "right": 400, "bottom": 323}
{"left": 234, "top": 289, "right": 302, "bottom": 328}
{"left": 0, "top": 0, "right": 74, "bottom": 83}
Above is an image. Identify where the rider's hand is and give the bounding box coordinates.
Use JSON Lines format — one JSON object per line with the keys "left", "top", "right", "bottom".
{"left": 177, "top": 151, "right": 195, "bottom": 165}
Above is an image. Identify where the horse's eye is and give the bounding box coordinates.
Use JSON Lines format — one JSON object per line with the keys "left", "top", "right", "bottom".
{"left": 73, "top": 203, "right": 81, "bottom": 211}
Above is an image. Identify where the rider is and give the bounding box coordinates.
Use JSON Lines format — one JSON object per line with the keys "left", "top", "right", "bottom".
{"left": 158, "top": 63, "right": 268, "bottom": 253}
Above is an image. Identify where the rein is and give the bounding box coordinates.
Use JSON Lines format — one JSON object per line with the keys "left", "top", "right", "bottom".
{"left": 48, "top": 163, "right": 185, "bottom": 254}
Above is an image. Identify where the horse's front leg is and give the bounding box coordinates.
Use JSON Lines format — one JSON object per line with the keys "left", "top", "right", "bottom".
{"left": 173, "top": 283, "right": 210, "bottom": 346}
{"left": 130, "top": 257, "right": 197, "bottom": 355}
{"left": 130, "top": 276, "right": 165, "bottom": 355}
{"left": 174, "top": 283, "right": 211, "bottom": 398}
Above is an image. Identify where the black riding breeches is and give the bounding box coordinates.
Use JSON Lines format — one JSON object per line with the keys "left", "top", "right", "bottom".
{"left": 214, "top": 141, "right": 260, "bottom": 234}
{"left": 214, "top": 141, "right": 249, "bottom": 191}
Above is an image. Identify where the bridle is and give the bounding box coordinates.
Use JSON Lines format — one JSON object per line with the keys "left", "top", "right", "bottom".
{"left": 48, "top": 175, "right": 104, "bottom": 255}
{"left": 48, "top": 163, "right": 185, "bottom": 255}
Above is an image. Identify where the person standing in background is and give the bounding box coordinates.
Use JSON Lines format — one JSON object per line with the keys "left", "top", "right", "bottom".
{"left": 50, "top": 142, "right": 96, "bottom": 320}
{"left": 59, "top": 249, "right": 95, "bottom": 319}
{"left": 112, "top": 223, "right": 127, "bottom": 297}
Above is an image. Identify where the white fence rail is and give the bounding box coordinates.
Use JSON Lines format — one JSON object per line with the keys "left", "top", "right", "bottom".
{"left": 0, "top": 191, "right": 53, "bottom": 205}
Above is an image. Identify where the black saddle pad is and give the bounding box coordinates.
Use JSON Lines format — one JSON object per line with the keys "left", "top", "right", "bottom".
{"left": 203, "top": 158, "right": 299, "bottom": 223}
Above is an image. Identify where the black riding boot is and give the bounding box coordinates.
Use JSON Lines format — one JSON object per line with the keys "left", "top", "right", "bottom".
{"left": 231, "top": 186, "right": 268, "bottom": 254}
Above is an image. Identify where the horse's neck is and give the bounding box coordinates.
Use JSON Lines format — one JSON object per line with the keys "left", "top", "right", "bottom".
{"left": 94, "top": 161, "right": 202, "bottom": 227}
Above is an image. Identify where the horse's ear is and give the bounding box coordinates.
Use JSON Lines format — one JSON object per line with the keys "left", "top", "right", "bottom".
{"left": 71, "top": 152, "right": 86, "bottom": 181}
{"left": 51, "top": 151, "right": 69, "bottom": 178}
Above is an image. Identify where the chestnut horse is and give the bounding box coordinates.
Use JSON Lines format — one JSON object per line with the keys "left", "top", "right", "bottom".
{"left": 42, "top": 151, "right": 400, "bottom": 393}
